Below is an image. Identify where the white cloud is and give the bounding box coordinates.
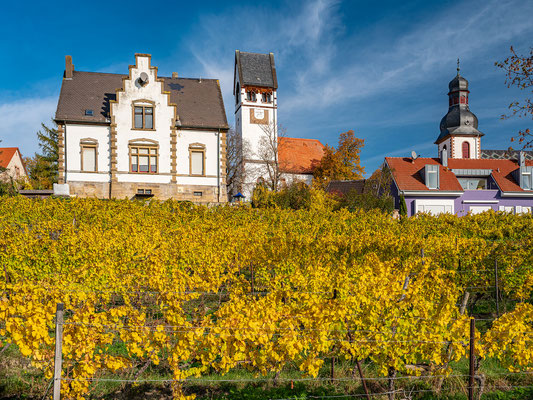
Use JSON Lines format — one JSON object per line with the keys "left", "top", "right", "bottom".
{"left": 0, "top": 96, "right": 58, "bottom": 157}
{"left": 284, "top": 0, "right": 533, "bottom": 111}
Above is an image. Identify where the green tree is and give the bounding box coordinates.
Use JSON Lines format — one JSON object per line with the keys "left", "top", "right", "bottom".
{"left": 313, "top": 130, "right": 365, "bottom": 187}
{"left": 399, "top": 194, "right": 407, "bottom": 217}
{"left": 26, "top": 122, "right": 59, "bottom": 189}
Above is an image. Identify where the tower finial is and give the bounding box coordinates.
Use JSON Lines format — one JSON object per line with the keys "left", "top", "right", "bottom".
{"left": 457, "top": 58, "right": 460, "bottom": 75}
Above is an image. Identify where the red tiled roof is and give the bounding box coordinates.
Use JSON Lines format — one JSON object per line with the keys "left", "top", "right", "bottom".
{"left": 0, "top": 147, "right": 18, "bottom": 169}
{"left": 385, "top": 157, "right": 462, "bottom": 191}
{"left": 278, "top": 137, "right": 325, "bottom": 174}
{"left": 385, "top": 157, "right": 533, "bottom": 193}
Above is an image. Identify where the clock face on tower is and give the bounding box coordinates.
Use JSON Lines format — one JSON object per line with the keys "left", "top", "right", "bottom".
{"left": 254, "top": 109, "right": 265, "bottom": 119}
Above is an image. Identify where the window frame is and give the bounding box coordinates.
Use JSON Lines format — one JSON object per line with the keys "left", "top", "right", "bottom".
{"left": 132, "top": 100, "right": 155, "bottom": 131}
{"left": 424, "top": 164, "right": 439, "bottom": 189}
{"left": 462, "top": 141, "right": 470, "bottom": 159}
{"left": 189, "top": 143, "right": 206, "bottom": 177}
{"left": 79, "top": 139, "right": 98, "bottom": 173}
{"left": 246, "top": 90, "right": 257, "bottom": 102}
{"left": 128, "top": 140, "right": 159, "bottom": 174}
{"left": 261, "top": 92, "right": 272, "bottom": 103}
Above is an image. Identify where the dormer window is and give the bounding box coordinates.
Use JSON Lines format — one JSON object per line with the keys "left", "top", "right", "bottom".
{"left": 521, "top": 167, "right": 532, "bottom": 190}
{"left": 423, "top": 164, "right": 439, "bottom": 189}
{"left": 246, "top": 90, "right": 257, "bottom": 102}
{"left": 133, "top": 101, "right": 154, "bottom": 130}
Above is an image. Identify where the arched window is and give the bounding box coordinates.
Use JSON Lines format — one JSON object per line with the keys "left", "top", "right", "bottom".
{"left": 462, "top": 141, "right": 470, "bottom": 159}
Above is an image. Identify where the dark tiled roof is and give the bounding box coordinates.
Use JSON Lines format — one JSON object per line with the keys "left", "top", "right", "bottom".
{"left": 326, "top": 180, "right": 367, "bottom": 196}
{"left": 278, "top": 137, "right": 325, "bottom": 174}
{"left": 236, "top": 51, "right": 277, "bottom": 89}
{"left": 55, "top": 71, "right": 228, "bottom": 129}
{"left": 386, "top": 157, "right": 533, "bottom": 193}
{"left": 481, "top": 149, "right": 533, "bottom": 160}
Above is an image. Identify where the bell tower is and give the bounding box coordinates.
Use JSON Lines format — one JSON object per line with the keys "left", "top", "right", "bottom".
{"left": 436, "top": 60, "right": 484, "bottom": 159}
{"left": 233, "top": 50, "right": 278, "bottom": 198}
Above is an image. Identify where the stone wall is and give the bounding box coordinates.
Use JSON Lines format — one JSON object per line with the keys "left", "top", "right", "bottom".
{"left": 68, "top": 181, "right": 225, "bottom": 203}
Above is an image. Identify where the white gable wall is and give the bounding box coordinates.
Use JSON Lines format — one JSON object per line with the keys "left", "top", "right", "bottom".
{"left": 112, "top": 55, "right": 174, "bottom": 184}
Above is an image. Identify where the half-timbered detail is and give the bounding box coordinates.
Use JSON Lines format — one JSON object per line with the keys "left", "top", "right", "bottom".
{"left": 54, "top": 53, "right": 228, "bottom": 202}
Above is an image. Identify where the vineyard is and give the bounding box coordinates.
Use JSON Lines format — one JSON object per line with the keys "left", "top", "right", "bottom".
{"left": 1, "top": 197, "right": 533, "bottom": 400}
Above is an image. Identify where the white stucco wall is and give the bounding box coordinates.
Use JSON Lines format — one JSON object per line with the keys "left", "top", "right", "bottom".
{"left": 64, "top": 124, "right": 111, "bottom": 183}
{"left": 281, "top": 173, "right": 314, "bottom": 186}
{"left": 1, "top": 149, "right": 27, "bottom": 182}
{"left": 64, "top": 54, "right": 223, "bottom": 192}
{"left": 112, "top": 55, "right": 174, "bottom": 183}
{"left": 451, "top": 137, "right": 479, "bottom": 159}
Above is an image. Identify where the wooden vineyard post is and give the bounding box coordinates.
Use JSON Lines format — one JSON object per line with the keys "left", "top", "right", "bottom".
{"left": 355, "top": 358, "right": 370, "bottom": 400}
{"left": 53, "top": 303, "right": 64, "bottom": 400}
{"left": 468, "top": 318, "right": 475, "bottom": 400}
{"left": 494, "top": 259, "right": 500, "bottom": 318}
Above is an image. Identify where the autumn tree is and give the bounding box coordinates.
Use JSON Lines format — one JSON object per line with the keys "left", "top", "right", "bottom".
{"left": 226, "top": 127, "right": 250, "bottom": 199}
{"left": 256, "top": 122, "right": 287, "bottom": 192}
{"left": 495, "top": 46, "right": 532, "bottom": 149}
{"left": 25, "top": 122, "right": 59, "bottom": 189}
{"left": 313, "top": 130, "right": 364, "bottom": 187}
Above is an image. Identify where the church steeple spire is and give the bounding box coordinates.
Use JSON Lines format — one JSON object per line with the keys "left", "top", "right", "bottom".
{"left": 435, "top": 64, "right": 484, "bottom": 159}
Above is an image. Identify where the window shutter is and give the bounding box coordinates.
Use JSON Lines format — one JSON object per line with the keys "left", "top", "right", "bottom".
{"left": 82, "top": 147, "right": 96, "bottom": 171}
{"left": 191, "top": 151, "right": 204, "bottom": 175}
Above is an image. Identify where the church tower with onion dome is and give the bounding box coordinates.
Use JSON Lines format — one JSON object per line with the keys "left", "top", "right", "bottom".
{"left": 435, "top": 60, "right": 484, "bottom": 160}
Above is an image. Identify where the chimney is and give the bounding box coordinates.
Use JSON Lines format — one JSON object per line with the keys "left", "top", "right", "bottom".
{"left": 441, "top": 146, "right": 448, "bottom": 167}
{"left": 65, "top": 55, "right": 74, "bottom": 79}
{"left": 172, "top": 72, "right": 178, "bottom": 79}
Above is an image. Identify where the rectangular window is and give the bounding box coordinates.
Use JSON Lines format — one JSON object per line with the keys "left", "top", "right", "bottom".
{"left": 133, "top": 105, "right": 154, "bottom": 129}
{"left": 130, "top": 146, "right": 158, "bottom": 173}
{"left": 423, "top": 164, "right": 439, "bottom": 189}
{"left": 81, "top": 146, "right": 96, "bottom": 172}
{"left": 521, "top": 172, "right": 531, "bottom": 190}
{"left": 190, "top": 150, "right": 204, "bottom": 176}
{"left": 458, "top": 178, "right": 487, "bottom": 190}
{"left": 261, "top": 93, "right": 271, "bottom": 103}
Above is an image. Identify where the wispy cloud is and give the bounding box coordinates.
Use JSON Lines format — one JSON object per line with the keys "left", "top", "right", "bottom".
{"left": 284, "top": 0, "right": 533, "bottom": 111}
{"left": 0, "top": 97, "right": 58, "bottom": 157}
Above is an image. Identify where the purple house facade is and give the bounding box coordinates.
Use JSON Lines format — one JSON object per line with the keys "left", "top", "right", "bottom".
{"left": 385, "top": 67, "right": 533, "bottom": 217}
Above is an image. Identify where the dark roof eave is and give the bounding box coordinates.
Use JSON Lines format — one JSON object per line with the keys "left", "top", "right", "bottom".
{"left": 435, "top": 131, "right": 485, "bottom": 144}
{"left": 54, "top": 118, "right": 110, "bottom": 125}
{"left": 178, "top": 124, "right": 229, "bottom": 131}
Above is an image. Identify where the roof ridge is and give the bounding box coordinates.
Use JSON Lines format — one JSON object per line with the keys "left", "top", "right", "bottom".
{"left": 74, "top": 70, "right": 219, "bottom": 82}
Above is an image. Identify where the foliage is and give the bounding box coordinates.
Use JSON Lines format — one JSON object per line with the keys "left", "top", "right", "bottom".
{"left": 495, "top": 46, "right": 532, "bottom": 149}
{"left": 0, "top": 198, "right": 532, "bottom": 400}
{"left": 25, "top": 122, "right": 59, "bottom": 189}
{"left": 313, "top": 130, "right": 365, "bottom": 187}
{"left": 337, "top": 190, "right": 394, "bottom": 213}
{"left": 399, "top": 194, "right": 408, "bottom": 217}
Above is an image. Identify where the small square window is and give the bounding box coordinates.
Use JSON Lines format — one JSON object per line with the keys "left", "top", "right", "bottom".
{"left": 85, "top": 109, "right": 94, "bottom": 116}
{"left": 137, "top": 189, "right": 145, "bottom": 194}
{"left": 193, "top": 191, "right": 203, "bottom": 197}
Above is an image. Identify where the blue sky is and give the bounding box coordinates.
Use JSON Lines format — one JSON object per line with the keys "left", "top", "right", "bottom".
{"left": 1, "top": 0, "right": 531, "bottom": 175}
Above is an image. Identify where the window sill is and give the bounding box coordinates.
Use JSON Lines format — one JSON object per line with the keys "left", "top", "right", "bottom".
{"left": 131, "top": 128, "right": 156, "bottom": 131}
{"left": 80, "top": 170, "right": 99, "bottom": 173}
{"left": 129, "top": 172, "right": 159, "bottom": 175}
{"left": 189, "top": 174, "right": 206, "bottom": 177}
